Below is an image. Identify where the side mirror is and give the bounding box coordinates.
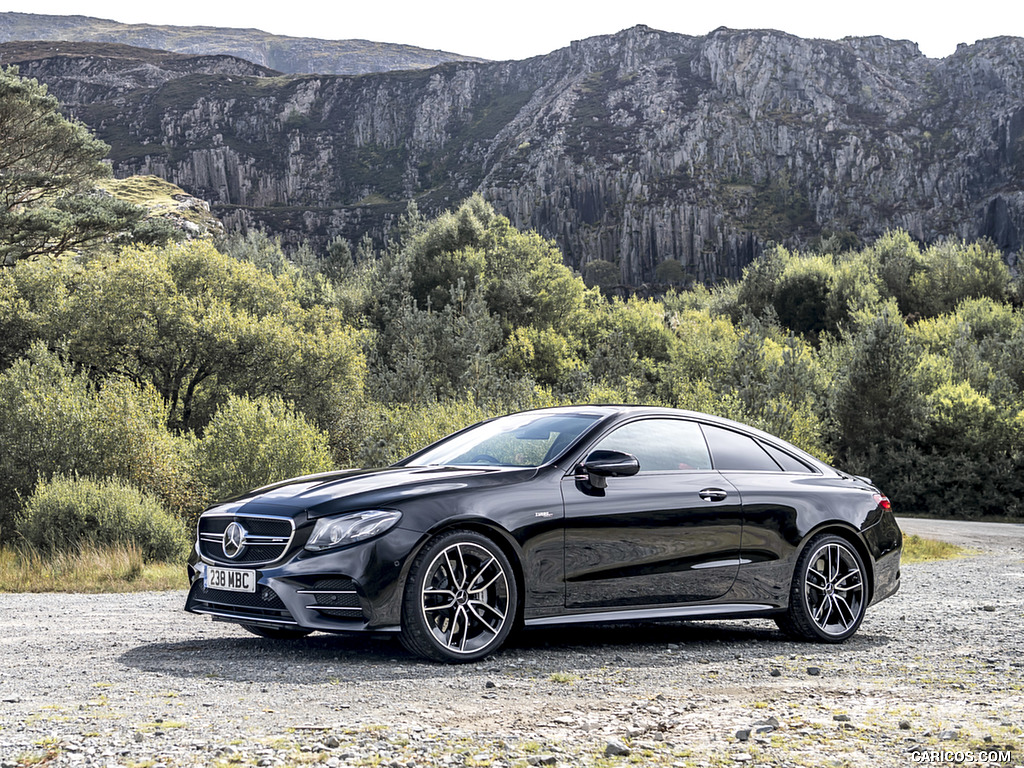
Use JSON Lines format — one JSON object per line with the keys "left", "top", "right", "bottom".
{"left": 579, "top": 450, "right": 640, "bottom": 489}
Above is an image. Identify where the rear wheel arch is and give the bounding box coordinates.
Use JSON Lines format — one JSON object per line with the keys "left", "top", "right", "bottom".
{"left": 795, "top": 523, "right": 875, "bottom": 603}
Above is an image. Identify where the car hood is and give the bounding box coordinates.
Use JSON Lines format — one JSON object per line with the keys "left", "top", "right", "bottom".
{"left": 205, "top": 465, "right": 538, "bottom": 519}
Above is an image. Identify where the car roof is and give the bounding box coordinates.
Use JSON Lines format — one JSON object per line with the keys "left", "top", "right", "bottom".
{"left": 514, "top": 404, "right": 831, "bottom": 471}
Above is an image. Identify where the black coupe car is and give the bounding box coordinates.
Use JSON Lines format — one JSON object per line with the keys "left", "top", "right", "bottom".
{"left": 186, "top": 406, "right": 902, "bottom": 662}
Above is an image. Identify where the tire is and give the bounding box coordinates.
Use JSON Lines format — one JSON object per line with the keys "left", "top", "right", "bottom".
{"left": 775, "top": 533, "right": 868, "bottom": 643}
{"left": 241, "top": 624, "right": 313, "bottom": 640}
{"left": 400, "top": 529, "right": 518, "bottom": 663}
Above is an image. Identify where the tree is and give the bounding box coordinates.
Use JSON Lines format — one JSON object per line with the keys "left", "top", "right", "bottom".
{"left": 831, "top": 304, "right": 924, "bottom": 460}
{"left": 190, "top": 394, "right": 334, "bottom": 502}
{"left": 2, "top": 241, "right": 366, "bottom": 435}
{"left": 0, "top": 66, "right": 170, "bottom": 265}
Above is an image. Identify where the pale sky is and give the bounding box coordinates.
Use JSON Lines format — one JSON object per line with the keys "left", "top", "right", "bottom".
{"left": 2, "top": 0, "right": 1019, "bottom": 61}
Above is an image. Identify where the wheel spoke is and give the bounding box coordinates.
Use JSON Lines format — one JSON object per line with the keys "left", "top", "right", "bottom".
{"left": 805, "top": 576, "right": 826, "bottom": 593}
{"left": 832, "top": 593, "right": 854, "bottom": 628}
{"left": 468, "top": 556, "right": 497, "bottom": 590}
{"left": 834, "top": 571, "right": 862, "bottom": 590}
{"left": 424, "top": 600, "right": 455, "bottom": 612}
{"left": 470, "top": 568, "right": 503, "bottom": 595}
{"left": 444, "top": 550, "right": 461, "bottom": 590}
{"left": 469, "top": 598, "right": 506, "bottom": 626}
{"left": 806, "top": 567, "right": 828, "bottom": 587}
{"left": 424, "top": 588, "right": 455, "bottom": 598}
{"left": 457, "top": 606, "right": 470, "bottom": 651}
{"left": 813, "top": 594, "right": 832, "bottom": 625}
{"left": 467, "top": 604, "right": 498, "bottom": 633}
{"left": 456, "top": 545, "right": 469, "bottom": 589}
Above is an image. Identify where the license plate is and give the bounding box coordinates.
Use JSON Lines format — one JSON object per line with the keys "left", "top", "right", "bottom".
{"left": 205, "top": 566, "right": 256, "bottom": 593}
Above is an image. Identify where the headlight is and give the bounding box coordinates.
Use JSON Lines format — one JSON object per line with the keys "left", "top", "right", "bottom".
{"left": 305, "top": 510, "right": 402, "bottom": 552}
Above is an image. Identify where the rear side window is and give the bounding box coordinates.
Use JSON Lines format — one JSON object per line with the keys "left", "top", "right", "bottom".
{"left": 760, "top": 442, "right": 816, "bottom": 473}
{"left": 701, "top": 425, "right": 781, "bottom": 472}
{"left": 592, "top": 418, "right": 712, "bottom": 472}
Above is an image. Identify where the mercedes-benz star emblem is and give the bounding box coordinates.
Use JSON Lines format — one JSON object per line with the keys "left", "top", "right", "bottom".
{"left": 222, "top": 521, "right": 247, "bottom": 559}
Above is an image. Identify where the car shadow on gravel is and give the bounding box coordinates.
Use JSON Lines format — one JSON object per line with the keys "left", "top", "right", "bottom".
{"left": 118, "top": 620, "right": 894, "bottom": 683}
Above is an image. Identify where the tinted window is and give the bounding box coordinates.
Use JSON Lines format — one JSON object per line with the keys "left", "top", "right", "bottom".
{"left": 593, "top": 419, "right": 711, "bottom": 472}
{"left": 760, "top": 442, "right": 815, "bottom": 473}
{"left": 701, "top": 425, "right": 781, "bottom": 471}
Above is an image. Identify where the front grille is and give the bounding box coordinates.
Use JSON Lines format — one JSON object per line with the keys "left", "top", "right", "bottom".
{"left": 297, "top": 576, "right": 363, "bottom": 617}
{"left": 198, "top": 513, "right": 294, "bottom": 566}
{"left": 186, "top": 581, "right": 296, "bottom": 624}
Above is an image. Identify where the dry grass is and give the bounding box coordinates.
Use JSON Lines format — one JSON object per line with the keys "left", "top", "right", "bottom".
{"left": 0, "top": 542, "right": 187, "bottom": 593}
{"left": 901, "top": 533, "right": 966, "bottom": 563}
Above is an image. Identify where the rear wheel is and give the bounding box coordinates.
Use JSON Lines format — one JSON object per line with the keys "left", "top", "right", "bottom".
{"left": 400, "top": 530, "right": 517, "bottom": 663}
{"left": 241, "top": 624, "right": 312, "bottom": 640}
{"left": 775, "top": 533, "right": 868, "bottom": 643}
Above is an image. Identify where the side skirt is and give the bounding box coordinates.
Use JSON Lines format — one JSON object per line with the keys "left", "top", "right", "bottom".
{"left": 523, "top": 602, "right": 776, "bottom": 628}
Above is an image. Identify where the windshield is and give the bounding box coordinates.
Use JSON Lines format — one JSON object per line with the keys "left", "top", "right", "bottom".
{"left": 404, "top": 412, "right": 604, "bottom": 468}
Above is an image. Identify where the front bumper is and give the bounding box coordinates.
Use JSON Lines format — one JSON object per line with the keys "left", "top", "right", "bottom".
{"left": 185, "top": 526, "right": 424, "bottom": 633}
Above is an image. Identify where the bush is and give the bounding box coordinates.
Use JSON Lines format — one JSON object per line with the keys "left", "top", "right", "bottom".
{"left": 18, "top": 475, "right": 188, "bottom": 561}
{"left": 0, "top": 345, "right": 198, "bottom": 541}
{"left": 191, "top": 394, "right": 335, "bottom": 501}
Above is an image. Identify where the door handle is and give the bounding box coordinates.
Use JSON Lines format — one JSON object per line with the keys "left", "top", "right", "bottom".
{"left": 699, "top": 488, "right": 728, "bottom": 502}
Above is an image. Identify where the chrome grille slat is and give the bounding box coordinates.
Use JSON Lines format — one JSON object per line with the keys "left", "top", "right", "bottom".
{"left": 197, "top": 513, "right": 295, "bottom": 566}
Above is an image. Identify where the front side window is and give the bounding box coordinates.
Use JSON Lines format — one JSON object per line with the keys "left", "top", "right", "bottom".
{"left": 591, "top": 419, "right": 712, "bottom": 472}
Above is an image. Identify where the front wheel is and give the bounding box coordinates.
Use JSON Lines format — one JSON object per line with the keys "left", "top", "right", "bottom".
{"left": 775, "top": 533, "right": 868, "bottom": 643}
{"left": 400, "top": 530, "right": 518, "bottom": 662}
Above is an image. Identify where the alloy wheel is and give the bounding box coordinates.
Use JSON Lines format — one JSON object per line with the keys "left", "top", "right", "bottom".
{"left": 420, "top": 541, "right": 512, "bottom": 656}
{"left": 803, "top": 541, "right": 865, "bottom": 637}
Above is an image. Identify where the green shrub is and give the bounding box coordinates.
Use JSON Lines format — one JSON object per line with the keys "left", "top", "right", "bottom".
{"left": 0, "top": 345, "right": 198, "bottom": 541}
{"left": 772, "top": 254, "right": 832, "bottom": 336}
{"left": 191, "top": 394, "right": 334, "bottom": 501}
{"left": 18, "top": 475, "right": 188, "bottom": 562}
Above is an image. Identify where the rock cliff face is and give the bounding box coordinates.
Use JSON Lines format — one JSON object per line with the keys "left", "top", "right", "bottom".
{"left": 0, "top": 12, "right": 483, "bottom": 75}
{"left": 7, "top": 26, "right": 1023, "bottom": 284}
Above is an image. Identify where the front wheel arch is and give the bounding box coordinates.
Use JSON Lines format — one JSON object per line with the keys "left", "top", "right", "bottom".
{"left": 403, "top": 520, "right": 527, "bottom": 628}
{"left": 399, "top": 528, "right": 520, "bottom": 662}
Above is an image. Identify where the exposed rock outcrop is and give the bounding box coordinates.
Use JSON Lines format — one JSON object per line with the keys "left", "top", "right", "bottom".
{"left": 6, "top": 26, "right": 1023, "bottom": 284}
{"left": 0, "top": 12, "right": 484, "bottom": 74}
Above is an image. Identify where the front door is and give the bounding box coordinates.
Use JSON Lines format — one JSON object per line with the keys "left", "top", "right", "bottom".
{"left": 561, "top": 417, "right": 742, "bottom": 609}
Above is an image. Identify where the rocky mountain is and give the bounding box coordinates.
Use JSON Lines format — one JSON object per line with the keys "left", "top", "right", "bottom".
{"left": 0, "top": 12, "right": 483, "bottom": 75}
{"left": 5, "top": 26, "right": 1023, "bottom": 284}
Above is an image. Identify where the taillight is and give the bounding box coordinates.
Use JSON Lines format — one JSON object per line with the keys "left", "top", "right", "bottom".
{"left": 873, "top": 493, "right": 891, "bottom": 510}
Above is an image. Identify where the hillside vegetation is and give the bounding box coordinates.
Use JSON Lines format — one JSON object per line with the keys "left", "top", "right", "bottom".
{"left": 2, "top": 194, "right": 1023, "bottom": 557}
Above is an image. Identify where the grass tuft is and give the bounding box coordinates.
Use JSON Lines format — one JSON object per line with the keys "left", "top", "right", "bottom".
{"left": 901, "top": 534, "right": 966, "bottom": 563}
{"left": 0, "top": 542, "right": 187, "bottom": 593}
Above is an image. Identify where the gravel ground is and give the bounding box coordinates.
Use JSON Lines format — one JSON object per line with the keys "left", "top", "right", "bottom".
{"left": 2, "top": 522, "right": 1023, "bottom": 768}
